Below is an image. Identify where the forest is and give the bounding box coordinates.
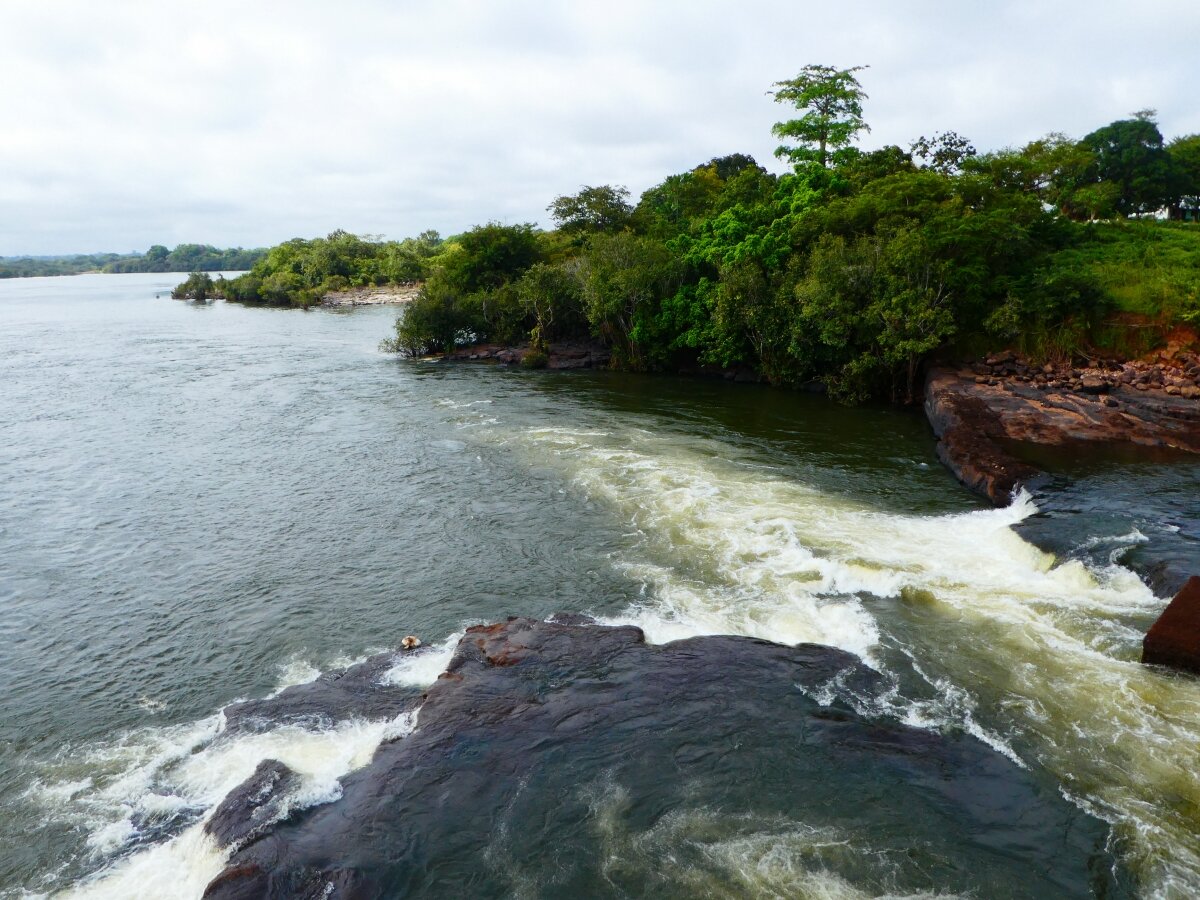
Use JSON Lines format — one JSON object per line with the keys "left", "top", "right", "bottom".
{"left": 1, "top": 244, "right": 265, "bottom": 278}
{"left": 198, "top": 66, "right": 1200, "bottom": 402}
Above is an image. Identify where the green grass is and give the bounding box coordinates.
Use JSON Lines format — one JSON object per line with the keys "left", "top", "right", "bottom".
{"left": 1054, "top": 221, "right": 1200, "bottom": 322}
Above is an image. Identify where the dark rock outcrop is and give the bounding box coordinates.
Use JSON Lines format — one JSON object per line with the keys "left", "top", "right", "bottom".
{"left": 205, "top": 618, "right": 1123, "bottom": 899}
{"left": 1143, "top": 576, "right": 1200, "bottom": 674}
{"left": 926, "top": 365, "right": 1200, "bottom": 504}
{"left": 205, "top": 760, "right": 299, "bottom": 852}
{"left": 925, "top": 370, "right": 1041, "bottom": 504}
{"left": 222, "top": 649, "right": 422, "bottom": 733}
{"left": 445, "top": 341, "right": 611, "bottom": 370}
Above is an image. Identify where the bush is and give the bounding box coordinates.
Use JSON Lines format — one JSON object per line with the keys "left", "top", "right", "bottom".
{"left": 170, "top": 272, "right": 215, "bottom": 300}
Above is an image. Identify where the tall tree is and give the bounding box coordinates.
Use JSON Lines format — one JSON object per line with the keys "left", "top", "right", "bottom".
{"left": 1081, "top": 112, "right": 1172, "bottom": 216}
{"left": 1167, "top": 134, "right": 1200, "bottom": 220}
{"left": 769, "top": 65, "right": 869, "bottom": 170}
{"left": 910, "top": 131, "right": 976, "bottom": 175}
{"left": 547, "top": 185, "right": 633, "bottom": 235}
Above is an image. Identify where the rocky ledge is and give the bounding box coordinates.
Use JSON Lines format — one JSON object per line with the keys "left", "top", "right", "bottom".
{"left": 321, "top": 283, "right": 422, "bottom": 308}
{"left": 926, "top": 348, "right": 1200, "bottom": 505}
{"left": 443, "top": 340, "right": 611, "bottom": 370}
{"left": 203, "top": 617, "right": 1122, "bottom": 899}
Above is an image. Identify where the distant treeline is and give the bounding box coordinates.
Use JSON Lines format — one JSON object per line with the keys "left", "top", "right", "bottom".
{"left": 0, "top": 244, "right": 265, "bottom": 279}
{"left": 184, "top": 65, "right": 1200, "bottom": 403}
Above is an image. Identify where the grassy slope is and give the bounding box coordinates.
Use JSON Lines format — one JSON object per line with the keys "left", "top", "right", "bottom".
{"left": 1060, "top": 222, "right": 1200, "bottom": 319}
{"left": 1045, "top": 221, "right": 1200, "bottom": 359}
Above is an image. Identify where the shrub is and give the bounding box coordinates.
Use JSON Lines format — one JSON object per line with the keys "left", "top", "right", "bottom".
{"left": 170, "top": 271, "right": 215, "bottom": 300}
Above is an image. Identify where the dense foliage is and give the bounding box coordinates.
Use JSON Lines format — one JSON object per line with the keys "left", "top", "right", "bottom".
{"left": 180, "top": 65, "right": 1193, "bottom": 403}
{"left": 170, "top": 272, "right": 215, "bottom": 300}
{"left": 214, "top": 230, "right": 442, "bottom": 307}
{"left": 383, "top": 67, "right": 1199, "bottom": 402}
{"left": 0, "top": 244, "right": 264, "bottom": 279}
{"left": 105, "top": 244, "right": 264, "bottom": 273}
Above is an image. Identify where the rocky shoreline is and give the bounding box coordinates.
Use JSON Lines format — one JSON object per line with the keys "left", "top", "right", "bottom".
{"left": 926, "top": 346, "right": 1200, "bottom": 505}
{"left": 440, "top": 340, "right": 612, "bottom": 370}
{"left": 321, "top": 283, "right": 421, "bottom": 308}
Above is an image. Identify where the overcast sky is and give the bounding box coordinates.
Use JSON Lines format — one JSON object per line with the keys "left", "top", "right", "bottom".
{"left": 3, "top": 0, "right": 1199, "bottom": 255}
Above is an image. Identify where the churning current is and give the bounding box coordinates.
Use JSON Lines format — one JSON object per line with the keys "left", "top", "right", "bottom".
{"left": 1, "top": 274, "right": 1199, "bottom": 898}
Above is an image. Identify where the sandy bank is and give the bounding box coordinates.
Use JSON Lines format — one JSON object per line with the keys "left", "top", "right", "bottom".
{"left": 321, "top": 283, "right": 422, "bottom": 308}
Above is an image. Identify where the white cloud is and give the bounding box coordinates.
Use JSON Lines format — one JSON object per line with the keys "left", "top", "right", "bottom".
{"left": 2, "top": 0, "right": 1198, "bottom": 254}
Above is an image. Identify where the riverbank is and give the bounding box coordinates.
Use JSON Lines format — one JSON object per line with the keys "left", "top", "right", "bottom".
{"left": 321, "top": 283, "right": 421, "bottom": 308}
{"left": 422, "top": 336, "right": 1200, "bottom": 506}
{"left": 926, "top": 347, "right": 1200, "bottom": 505}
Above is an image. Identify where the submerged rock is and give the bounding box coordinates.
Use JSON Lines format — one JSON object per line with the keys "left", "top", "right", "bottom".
{"left": 204, "top": 618, "right": 1125, "bottom": 899}
{"left": 222, "top": 649, "right": 421, "bottom": 733}
{"left": 1143, "top": 576, "right": 1200, "bottom": 674}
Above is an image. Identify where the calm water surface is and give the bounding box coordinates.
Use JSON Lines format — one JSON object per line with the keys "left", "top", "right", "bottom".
{"left": 1, "top": 274, "right": 1198, "bottom": 898}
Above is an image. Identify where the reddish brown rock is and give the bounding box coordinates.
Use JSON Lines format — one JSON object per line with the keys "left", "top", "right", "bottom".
{"left": 1143, "top": 577, "right": 1200, "bottom": 674}
{"left": 925, "top": 367, "right": 1200, "bottom": 505}
{"left": 924, "top": 375, "right": 1041, "bottom": 505}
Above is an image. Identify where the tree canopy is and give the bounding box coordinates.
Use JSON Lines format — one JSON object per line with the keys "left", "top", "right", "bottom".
{"left": 1081, "top": 113, "right": 1172, "bottom": 216}
{"left": 769, "top": 65, "right": 869, "bottom": 170}
{"left": 198, "top": 64, "right": 1198, "bottom": 405}
{"left": 547, "top": 185, "right": 633, "bottom": 235}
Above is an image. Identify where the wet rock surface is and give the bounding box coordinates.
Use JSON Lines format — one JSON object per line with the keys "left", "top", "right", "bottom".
{"left": 222, "top": 650, "right": 421, "bottom": 733}
{"left": 204, "top": 618, "right": 1126, "bottom": 899}
{"left": 205, "top": 760, "right": 299, "bottom": 852}
{"left": 444, "top": 341, "right": 612, "bottom": 370}
{"left": 927, "top": 357, "right": 1200, "bottom": 504}
{"left": 1144, "top": 576, "right": 1200, "bottom": 674}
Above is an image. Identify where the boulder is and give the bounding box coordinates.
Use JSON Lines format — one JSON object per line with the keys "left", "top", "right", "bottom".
{"left": 1143, "top": 577, "right": 1200, "bottom": 674}
{"left": 205, "top": 760, "right": 299, "bottom": 851}
{"left": 924, "top": 371, "right": 1041, "bottom": 505}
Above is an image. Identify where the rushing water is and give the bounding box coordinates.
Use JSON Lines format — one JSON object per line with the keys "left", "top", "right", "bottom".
{"left": 1, "top": 274, "right": 1198, "bottom": 898}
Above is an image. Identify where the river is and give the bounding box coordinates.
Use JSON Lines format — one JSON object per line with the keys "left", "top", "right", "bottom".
{"left": 1, "top": 273, "right": 1198, "bottom": 898}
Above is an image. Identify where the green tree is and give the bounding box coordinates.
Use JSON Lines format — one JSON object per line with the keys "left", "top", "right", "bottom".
{"left": 769, "top": 65, "right": 869, "bottom": 170}
{"left": 442, "top": 222, "right": 542, "bottom": 294}
{"left": 516, "top": 262, "right": 583, "bottom": 351}
{"left": 1081, "top": 112, "right": 1172, "bottom": 216}
{"left": 910, "top": 131, "right": 976, "bottom": 175}
{"left": 145, "top": 245, "right": 169, "bottom": 270}
{"left": 1168, "top": 134, "right": 1200, "bottom": 220}
{"left": 547, "top": 185, "right": 633, "bottom": 235}
{"left": 577, "top": 232, "right": 680, "bottom": 368}
{"left": 170, "top": 271, "right": 214, "bottom": 300}
{"left": 392, "top": 277, "right": 467, "bottom": 354}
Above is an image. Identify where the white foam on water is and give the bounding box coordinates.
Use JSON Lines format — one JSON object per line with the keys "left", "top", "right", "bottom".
{"left": 62, "top": 827, "right": 227, "bottom": 900}
{"left": 380, "top": 631, "right": 461, "bottom": 687}
{"left": 502, "top": 422, "right": 1200, "bottom": 896}
{"left": 33, "top": 705, "right": 419, "bottom": 899}
{"left": 31, "top": 410, "right": 1200, "bottom": 897}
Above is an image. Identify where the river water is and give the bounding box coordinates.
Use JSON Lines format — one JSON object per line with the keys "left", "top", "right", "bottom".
{"left": 1, "top": 274, "right": 1198, "bottom": 898}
